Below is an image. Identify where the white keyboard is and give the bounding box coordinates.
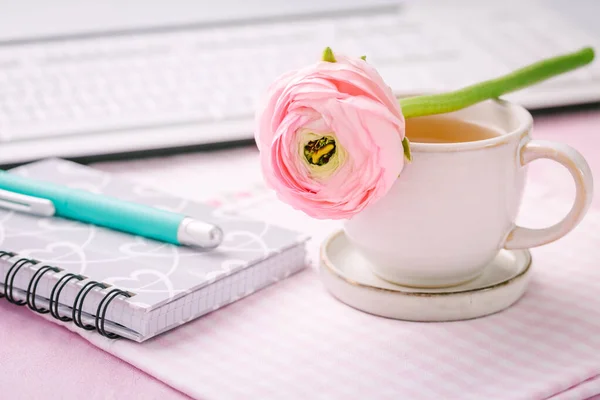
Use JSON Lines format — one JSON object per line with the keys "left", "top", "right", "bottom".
{"left": 0, "top": 0, "right": 598, "bottom": 164}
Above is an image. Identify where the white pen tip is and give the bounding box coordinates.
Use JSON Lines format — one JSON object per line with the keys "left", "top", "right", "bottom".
{"left": 177, "top": 218, "right": 223, "bottom": 249}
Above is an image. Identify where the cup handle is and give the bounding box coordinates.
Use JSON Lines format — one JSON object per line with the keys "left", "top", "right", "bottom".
{"left": 504, "top": 139, "right": 594, "bottom": 250}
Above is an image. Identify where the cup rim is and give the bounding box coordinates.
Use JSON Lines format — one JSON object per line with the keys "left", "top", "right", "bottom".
{"left": 407, "top": 98, "right": 533, "bottom": 153}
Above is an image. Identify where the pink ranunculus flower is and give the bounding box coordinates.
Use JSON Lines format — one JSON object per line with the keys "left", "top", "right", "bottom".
{"left": 255, "top": 52, "right": 406, "bottom": 220}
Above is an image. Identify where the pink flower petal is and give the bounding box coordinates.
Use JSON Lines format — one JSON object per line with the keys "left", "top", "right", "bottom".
{"left": 254, "top": 53, "right": 407, "bottom": 220}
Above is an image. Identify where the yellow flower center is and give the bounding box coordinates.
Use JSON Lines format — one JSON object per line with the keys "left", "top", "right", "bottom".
{"left": 297, "top": 129, "right": 347, "bottom": 182}
{"left": 303, "top": 136, "right": 337, "bottom": 166}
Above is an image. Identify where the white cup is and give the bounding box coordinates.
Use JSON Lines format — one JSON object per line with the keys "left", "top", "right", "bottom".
{"left": 343, "top": 99, "right": 593, "bottom": 288}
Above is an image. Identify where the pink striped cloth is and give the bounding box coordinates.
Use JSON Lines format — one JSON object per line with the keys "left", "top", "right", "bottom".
{"left": 26, "top": 193, "right": 600, "bottom": 399}
{"left": 2, "top": 109, "right": 600, "bottom": 399}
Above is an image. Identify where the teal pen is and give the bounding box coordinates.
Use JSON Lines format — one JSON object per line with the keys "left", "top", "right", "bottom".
{"left": 0, "top": 171, "right": 223, "bottom": 249}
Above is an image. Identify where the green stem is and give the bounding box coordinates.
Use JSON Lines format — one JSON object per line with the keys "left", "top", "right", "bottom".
{"left": 399, "top": 47, "right": 595, "bottom": 118}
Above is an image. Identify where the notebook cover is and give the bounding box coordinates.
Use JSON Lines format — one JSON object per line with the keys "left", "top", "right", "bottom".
{"left": 0, "top": 158, "right": 309, "bottom": 313}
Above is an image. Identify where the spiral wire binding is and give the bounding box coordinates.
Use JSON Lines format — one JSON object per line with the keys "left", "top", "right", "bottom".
{"left": 0, "top": 251, "right": 15, "bottom": 298}
{"left": 26, "top": 265, "right": 60, "bottom": 314}
{"left": 0, "top": 251, "right": 14, "bottom": 259}
{"left": 72, "top": 281, "right": 108, "bottom": 330}
{"left": 49, "top": 273, "right": 84, "bottom": 321}
{"left": 95, "top": 289, "right": 132, "bottom": 338}
{"left": 1, "top": 252, "right": 131, "bottom": 339}
{"left": 4, "top": 258, "right": 39, "bottom": 305}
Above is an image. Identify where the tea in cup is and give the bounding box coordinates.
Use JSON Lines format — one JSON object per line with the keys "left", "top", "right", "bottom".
{"left": 344, "top": 99, "right": 593, "bottom": 287}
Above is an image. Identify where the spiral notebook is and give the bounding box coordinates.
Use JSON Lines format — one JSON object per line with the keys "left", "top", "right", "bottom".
{"left": 0, "top": 158, "right": 308, "bottom": 342}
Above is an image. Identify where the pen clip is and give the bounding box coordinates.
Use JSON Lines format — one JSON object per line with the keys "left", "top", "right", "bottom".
{"left": 0, "top": 188, "right": 56, "bottom": 217}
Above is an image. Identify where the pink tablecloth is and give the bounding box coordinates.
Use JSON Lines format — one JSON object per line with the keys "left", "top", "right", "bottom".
{"left": 1, "top": 108, "right": 599, "bottom": 399}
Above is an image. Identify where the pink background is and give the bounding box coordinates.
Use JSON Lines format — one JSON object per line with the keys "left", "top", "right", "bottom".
{"left": 0, "top": 108, "right": 599, "bottom": 399}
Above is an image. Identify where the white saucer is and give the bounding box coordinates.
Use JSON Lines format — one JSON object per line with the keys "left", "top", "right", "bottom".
{"left": 319, "top": 230, "right": 532, "bottom": 322}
